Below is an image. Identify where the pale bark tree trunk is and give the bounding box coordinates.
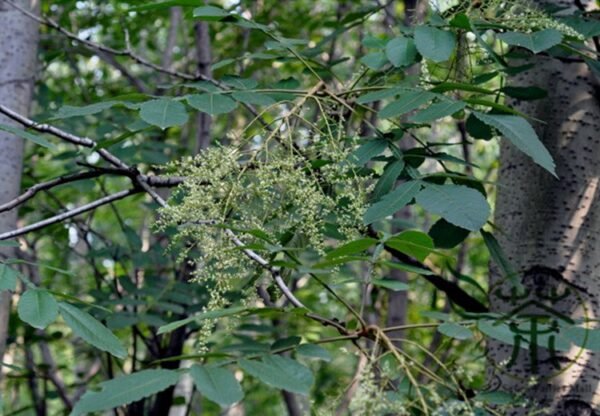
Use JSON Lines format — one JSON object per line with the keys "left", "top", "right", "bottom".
{"left": 0, "top": 0, "right": 39, "bottom": 374}
{"left": 488, "top": 2, "right": 600, "bottom": 413}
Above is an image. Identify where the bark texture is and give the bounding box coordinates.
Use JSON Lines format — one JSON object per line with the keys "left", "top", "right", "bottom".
{"left": 488, "top": 2, "right": 600, "bottom": 413}
{"left": 0, "top": 0, "right": 39, "bottom": 370}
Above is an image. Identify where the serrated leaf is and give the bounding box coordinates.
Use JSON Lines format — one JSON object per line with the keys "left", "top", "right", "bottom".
{"left": 54, "top": 101, "right": 119, "bottom": 119}
{"left": 416, "top": 184, "right": 490, "bottom": 231}
{"left": 72, "top": 370, "right": 180, "bottom": 415}
{"left": 372, "top": 159, "right": 405, "bottom": 201}
{"left": 0, "top": 264, "right": 18, "bottom": 292}
{"left": 360, "top": 52, "right": 387, "bottom": 70}
{"left": 187, "top": 93, "right": 237, "bottom": 115}
{"left": 497, "top": 29, "right": 562, "bottom": 53}
{"left": 17, "top": 290, "right": 58, "bottom": 329}
{"left": 385, "top": 37, "right": 417, "bottom": 67}
{"left": 240, "top": 355, "right": 314, "bottom": 395}
{"left": 0, "top": 123, "right": 55, "bottom": 149}
{"left": 139, "top": 99, "right": 189, "bottom": 129}
{"left": 409, "top": 100, "right": 465, "bottom": 123}
{"left": 437, "top": 322, "right": 473, "bottom": 340}
{"left": 58, "top": 302, "right": 127, "bottom": 359}
{"left": 193, "top": 5, "right": 229, "bottom": 21}
{"left": 348, "top": 139, "right": 387, "bottom": 165}
{"left": 473, "top": 112, "right": 556, "bottom": 176}
{"left": 326, "top": 238, "right": 378, "bottom": 259}
{"left": 296, "top": 344, "right": 332, "bottom": 361}
{"left": 379, "top": 90, "right": 436, "bottom": 118}
{"left": 363, "top": 180, "right": 422, "bottom": 225}
{"left": 428, "top": 218, "right": 470, "bottom": 249}
{"left": 414, "top": 26, "right": 456, "bottom": 62}
{"left": 385, "top": 230, "right": 434, "bottom": 262}
{"left": 157, "top": 306, "right": 247, "bottom": 335}
{"left": 189, "top": 365, "right": 243, "bottom": 407}
{"left": 231, "top": 91, "right": 276, "bottom": 106}
{"left": 371, "top": 278, "right": 409, "bottom": 291}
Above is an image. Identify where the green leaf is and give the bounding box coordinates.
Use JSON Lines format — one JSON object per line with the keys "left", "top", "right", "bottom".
{"left": 416, "top": 184, "right": 490, "bottom": 231}
{"left": 385, "top": 230, "right": 434, "bottom": 262}
{"left": 385, "top": 37, "right": 417, "bottom": 67}
{"left": 372, "top": 159, "right": 405, "bottom": 201}
{"left": 585, "top": 58, "right": 600, "bottom": 79}
{"left": 428, "top": 218, "right": 470, "bottom": 249}
{"left": 189, "top": 365, "right": 243, "bottom": 407}
{"left": 157, "top": 305, "right": 247, "bottom": 335}
{"left": 501, "top": 86, "right": 547, "bottom": 100}
{"left": 371, "top": 278, "right": 409, "bottom": 291}
{"left": 296, "top": 344, "right": 332, "bottom": 361}
{"left": 473, "top": 112, "right": 556, "bottom": 176}
{"left": 348, "top": 139, "right": 387, "bottom": 165}
{"left": 465, "top": 113, "right": 493, "bottom": 140}
{"left": 193, "top": 5, "right": 230, "bottom": 21}
{"left": 413, "top": 26, "right": 456, "bottom": 62}
{"left": 0, "top": 123, "right": 55, "bottom": 149}
{"left": 474, "top": 391, "right": 514, "bottom": 405}
{"left": 58, "top": 302, "right": 127, "bottom": 359}
{"left": 437, "top": 322, "right": 473, "bottom": 340}
{"left": 497, "top": 29, "right": 563, "bottom": 53}
{"left": 356, "top": 87, "right": 406, "bottom": 105}
{"left": 17, "top": 290, "right": 58, "bottom": 329}
{"left": 240, "top": 355, "right": 314, "bottom": 395}
{"left": 360, "top": 52, "right": 387, "bottom": 70}
{"left": 560, "top": 17, "right": 600, "bottom": 38}
{"left": 481, "top": 230, "right": 518, "bottom": 281}
{"left": 0, "top": 240, "right": 19, "bottom": 247}
{"left": 54, "top": 101, "right": 119, "bottom": 119}
{"left": 378, "top": 260, "right": 434, "bottom": 275}
{"left": 379, "top": 90, "right": 436, "bottom": 118}
{"left": 409, "top": 100, "right": 465, "bottom": 123}
{"left": 72, "top": 370, "right": 180, "bottom": 415}
{"left": 364, "top": 180, "right": 422, "bottom": 225}
{"left": 231, "top": 91, "right": 276, "bottom": 106}
{"left": 187, "top": 93, "right": 238, "bottom": 115}
{"left": 0, "top": 264, "right": 18, "bottom": 292}
{"left": 129, "top": 1, "right": 204, "bottom": 12}
{"left": 326, "top": 238, "right": 378, "bottom": 259}
{"left": 139, "top": 99, "right": 189, "bottom": 129}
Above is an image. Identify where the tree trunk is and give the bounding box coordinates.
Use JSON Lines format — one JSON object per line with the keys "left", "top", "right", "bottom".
{"left": 0, "top": 0, "right": 39, "bottom": 374}
{"left": 488, "top": 17, "right": 600, "bottom": 415}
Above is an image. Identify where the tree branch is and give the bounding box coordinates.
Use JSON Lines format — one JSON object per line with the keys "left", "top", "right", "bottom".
{"left": 0, "top": 188, "right": 141, "bottom": 240}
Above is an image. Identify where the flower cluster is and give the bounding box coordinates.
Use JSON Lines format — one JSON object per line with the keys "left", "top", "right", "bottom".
{"left": 157, "top": 133, "right": 372, "bottom": 343}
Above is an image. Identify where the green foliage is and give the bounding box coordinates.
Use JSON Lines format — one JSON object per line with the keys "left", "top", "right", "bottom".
{"left": 4, "top": 0, "right": 594, "bottom": 413}
{"left": 0, "top": 264, "right": 18, "bottom": 292}
{"left": 415, "top": 184, "right": 490, "bottom": 231}
{"left": 58, "top": 302, "right": 127, "bottom": 359}
{"left": 139, "top": 99, "right": 189, "bottom": 129}
{"left": 239, "top": 355, "right": 314, "bottom": 395}
{"left": 189, "top": 365, "right": 244, "bottom": 407}
{"left": 72, "top": 369, "right": 180, "bottom": 415}
{"left": 17, "top": 289, "right": 58, "bottom": 329}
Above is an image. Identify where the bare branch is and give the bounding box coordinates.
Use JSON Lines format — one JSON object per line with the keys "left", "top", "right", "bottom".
{"left": 224, "top": 228, "right": 305, "bottom": 308}
{"left": 0, "top": 170, "right": 122, "bottom": 213}
{"left": 0, "top": 189, "right": 141, "bottom": 240}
